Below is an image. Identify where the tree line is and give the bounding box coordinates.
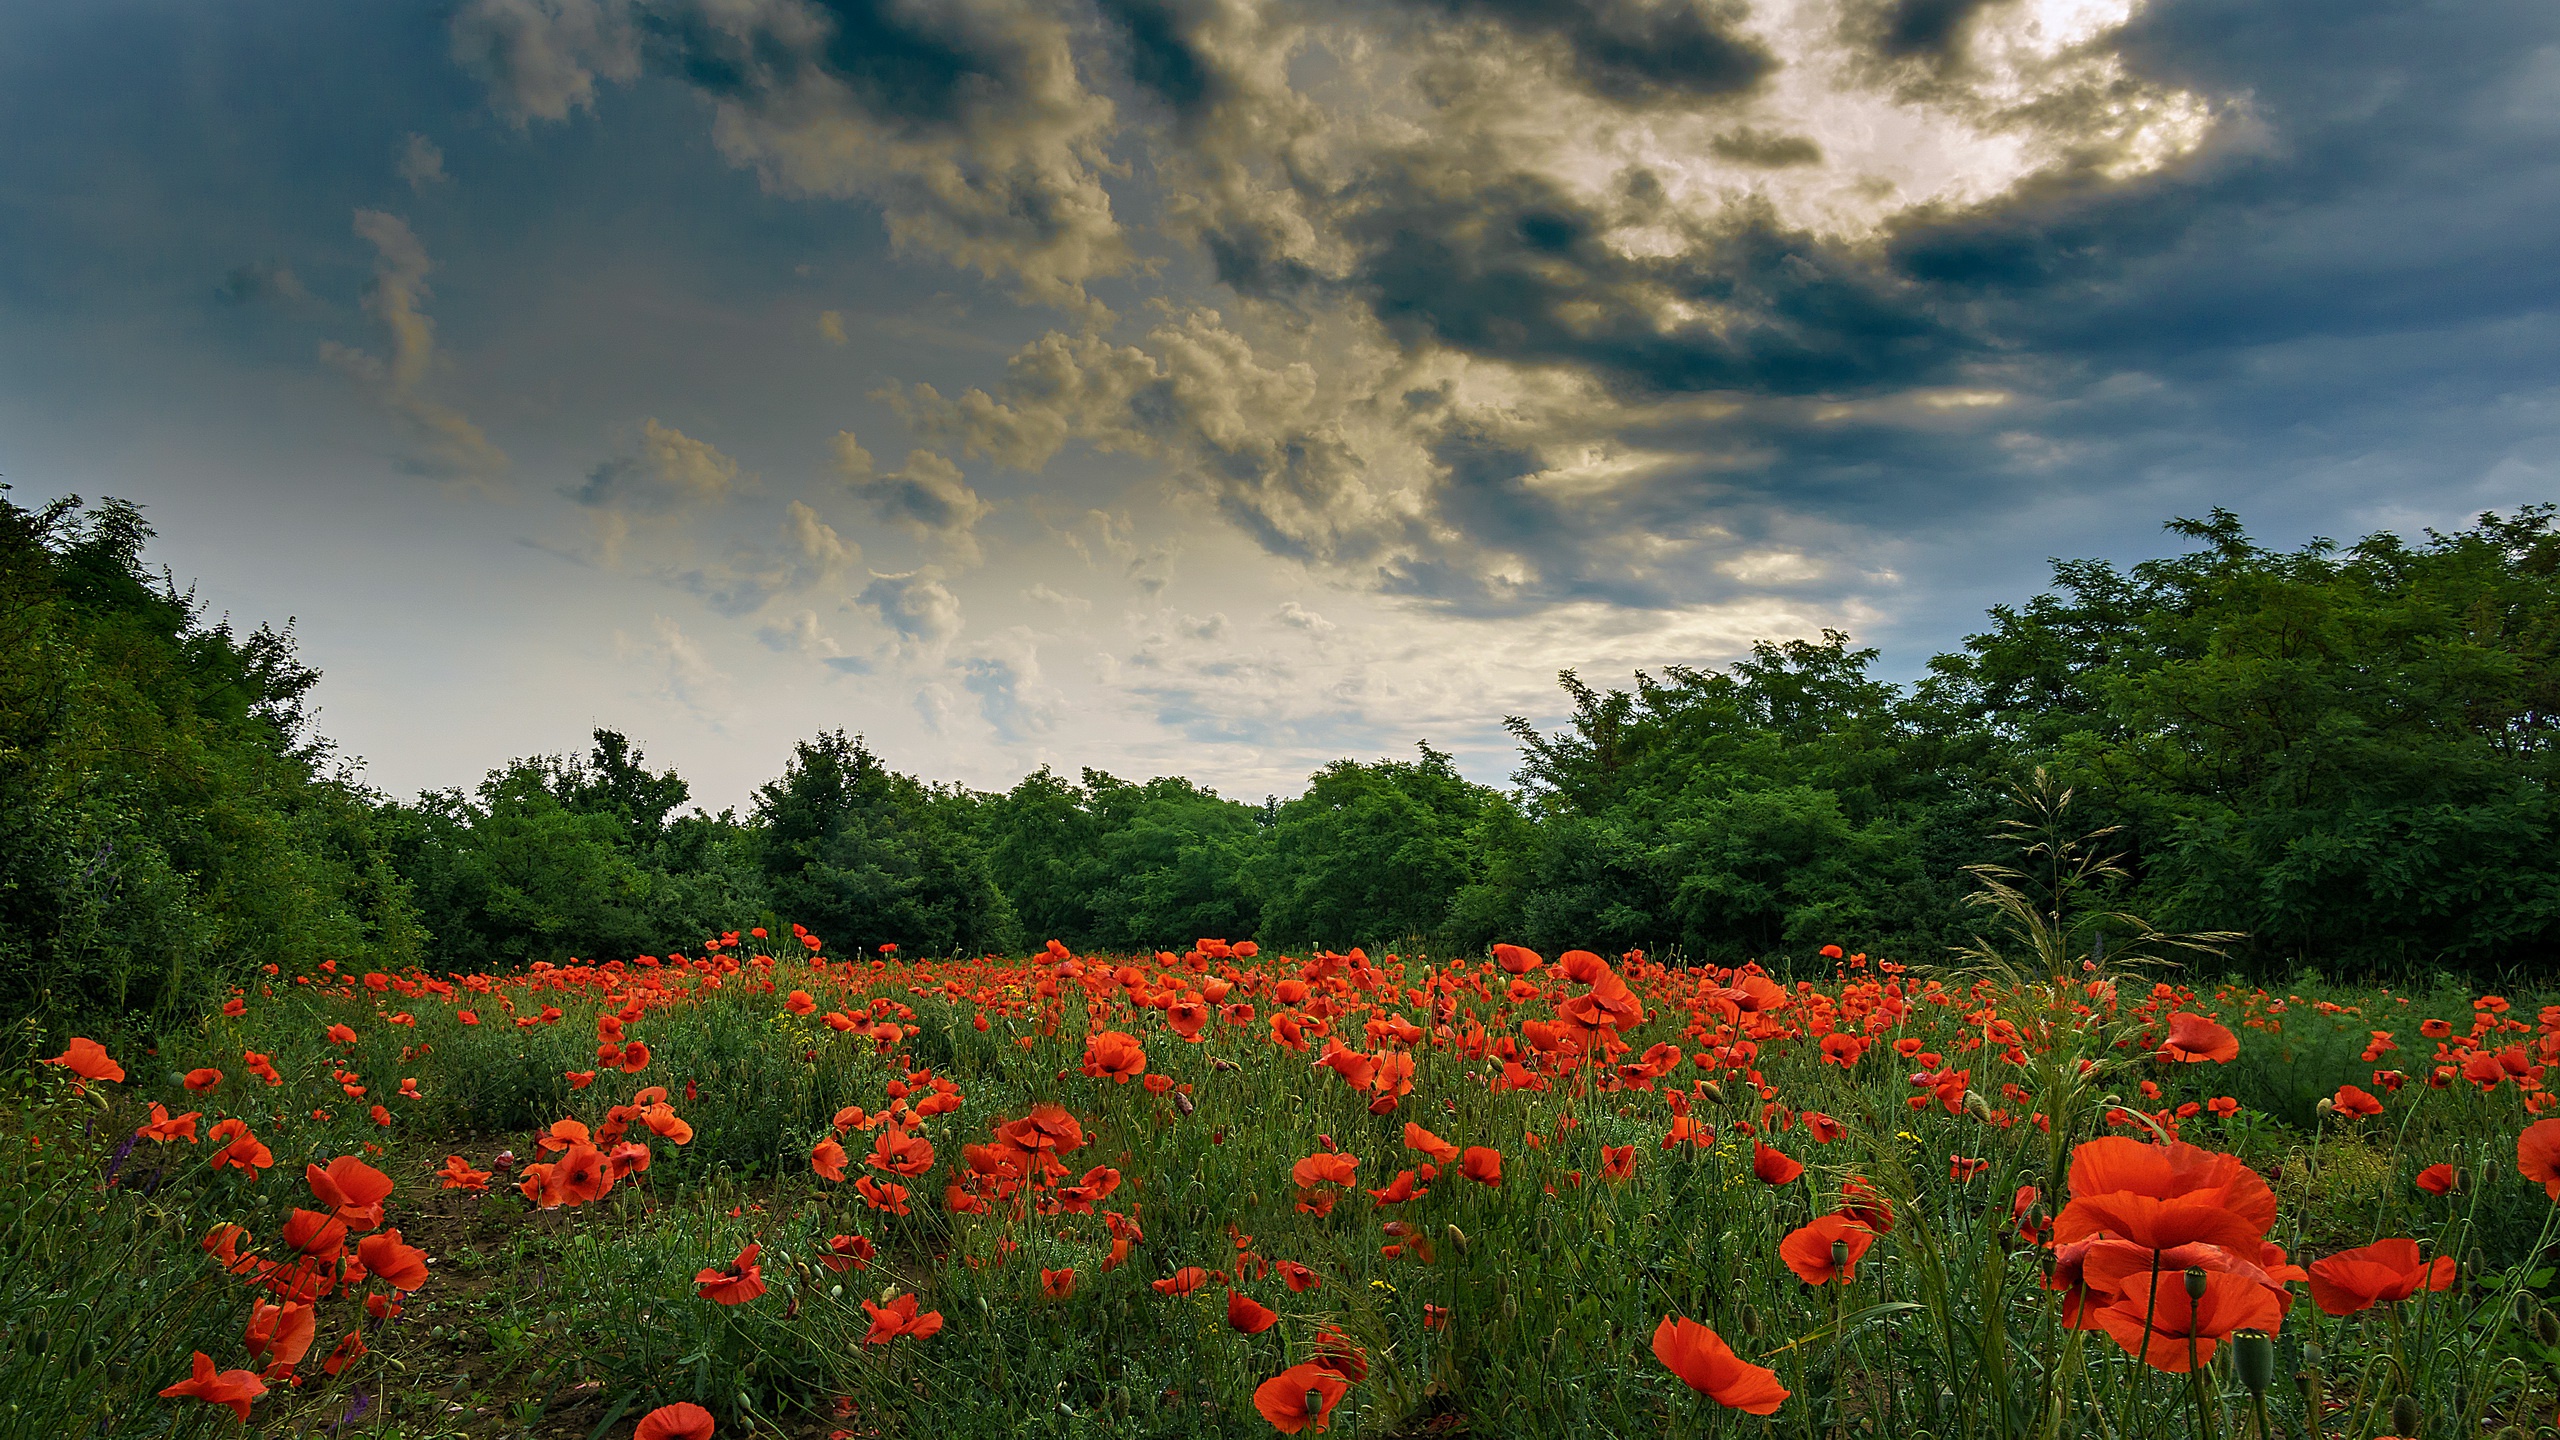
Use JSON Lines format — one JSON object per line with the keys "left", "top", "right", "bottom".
{"left": 5, "top": 490, "right": 2554, "bottom": 1030}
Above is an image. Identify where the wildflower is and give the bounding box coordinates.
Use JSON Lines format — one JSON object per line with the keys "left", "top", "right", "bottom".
{"left": 307, "top": 1157, "right": 395, "bottom": 1229}
{"left": 326, "top": 1024, "right": 358, "bottom": 1045}
{"left": 2052, "top": 1138, "right": 2274, "bottom": 1252}
{"left": 322, "top": 1331, "right": 366, "bottom": 1376}
{"left": 1402, "top": 1122, "right": 1461, "bottom": 1165}
{"left": 356, "top": 1229, "right": 430, "bottom": 1292}
{"left": 1228, "top": 1290, "right": 1280, "bottom": 1334}
{"left": 1780, "top": 1213, "right": 1875, "bottom": 1285}
{"left": 43, "top": 1037, "right": 123, "bottom": 1087}
{"left": 1041, "top": 1267, "right": 1076, "bottom": 1298}
{"left": 2092, "top": 1270, "right": 2284, "bottom": 1372}
{"left": 861, "top": 1292, "right": 945, "bottom": 1344}
{"left": 2157, "top": 1013, "right": 2240, "bottom": 1063}
{"left": 1082, "top": 1030, "right": 1149, "bottom": 1084}
{"left": 158, "top": 1351, "right": 267, "bottom": 1420}
{"left": 869, "top": 1127, "right": 934, "bottom": 1177}
{"left": 210, "top": 1118, "right": 273, "bottom": 1173}
{"left": 2517, "top": 1119, "right": 2560, "bottom": 1199}
{"left": 2307, "top": 1239, "right": 2457, "bottom": 1315}
{"left": 245, "top": 1299, "right": 318, "bottom": 1372}
{"left": 1750, "top": 1141, "right": 1803, "bottom": 1186}
{"left": 695, "top": 1244, "right": 766, "bottom": 1305}
{"left": 855, "top": 1175, "right": 911, "bottom": 1215}
{"left": 1802, "top": 1112, "right": 1846, "bottom": 1144}
{"left": 2413, "top": 1163, "right": 2456, "bottom": 1196}
{"left": 2330, "top": 1084, "right": 2383, "bottom": 1118}
{"left": 821, "top": 1234, "right": 876, "bottom": 1273}
{"left": 812, "top": 1138, "right": 849, "bottom": 1182}
{"left": 1153, "top": 1267, "right": 1213, "bottom": 1296}
{"left": 1601, "top": 1145, "right": 1637, "bottom": 1182}
{"left": 1253, "top": 1363, "right": 1348, "bottom": 1434}
{"left": 184, "top": 1068, "right": 223, "bottom": 1092}
{"left": 635, "top": 1402, "right": 717, "bottom": 1440}
{"left": 1275, "top": 1259, "right": 1321, "bottom": 1292}
{"left": 434, "top": 1155, "right": 492, "bottom": 1191}
{"left": 1651, "top": 1316, "right": 1789, "bottom": 1414}
{"left": 1460, "top": 1146, "right": 1503, "bottom": 1186}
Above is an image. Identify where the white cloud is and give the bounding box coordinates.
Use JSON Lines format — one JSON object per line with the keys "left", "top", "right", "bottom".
{"left": 834, "top": 433, "right": 994, "bottom": 562}
{"left": 398, "top": 133, "right": 449, "bottom": 189}
{"left": 318, "top": 210, "right": 507, "bottom": 487}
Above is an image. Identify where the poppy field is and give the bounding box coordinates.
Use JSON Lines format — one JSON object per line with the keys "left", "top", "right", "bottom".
{"left": 11, "top": 927, "right": 2560, "bottom": 1440}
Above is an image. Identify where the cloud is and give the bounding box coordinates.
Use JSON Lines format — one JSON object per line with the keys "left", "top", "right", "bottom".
{"left": 833, "top": 432, "right": 994, "bottom": 561}
{"left": 617, "top": 614, "right": 732, "bottom": 720}
{"left": 1275, "top": 599, "right": 1334, "bottom": 636}
{"left": 575, "top": 418, "right": 746, "bottom": 516}
{"left": 398, "top": 133, "right": 449, "bottom": 189}
{"left": 859, "top": 568, "right": 966, "bottom": 654}
{"left": 675, "top": 499, "right": 858, "bottom": 614}
{"left": 449, "top": 0, "right": 640, "bottom": 124}
{"left": 318, "top": 210, "right": 507, "bottom": 487}
{"left": 817, "top": 309, "right": 849, "bottom": 345}
{"left": 453, "top": 0, "right": 1129, "bottom": 308}
{"left": 959, "top": 626, "right": 1063, "bottom": 739}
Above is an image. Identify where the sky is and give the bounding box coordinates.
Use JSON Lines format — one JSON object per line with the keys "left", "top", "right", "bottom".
{"left": 3, "top": 0, "right": 2555, "bottom": 812}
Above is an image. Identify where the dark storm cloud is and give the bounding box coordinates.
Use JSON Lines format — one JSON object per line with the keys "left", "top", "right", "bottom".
{"left": 1395, "top": 0, "right": 1775, "bottom": 106}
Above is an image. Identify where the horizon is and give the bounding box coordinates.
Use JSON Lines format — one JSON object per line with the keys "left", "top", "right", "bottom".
{"left": 5, "top": 0, "right": 2552, "bottom": 813}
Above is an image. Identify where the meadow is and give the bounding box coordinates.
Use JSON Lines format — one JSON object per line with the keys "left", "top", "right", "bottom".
{"left": 8, "top": 907, "right": 2560, "bottom": 1440}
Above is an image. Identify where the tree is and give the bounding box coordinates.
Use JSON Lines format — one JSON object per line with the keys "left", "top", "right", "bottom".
{"left": 754, "top": 731, "right": 1020, "bottom": 956}
{"left": 1249, "top": 743, "right": 1510, "bottom": 949}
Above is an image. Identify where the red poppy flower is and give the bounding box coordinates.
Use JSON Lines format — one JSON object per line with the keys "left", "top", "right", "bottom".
{"left": 435, "top": 1154, "right": 492, "bottom": 1191}
{"left": 1803, "top": 1112, "right": 1846, "bottom": 1144}
{"left": 2307, "top": 1238, "right": 2457, "bottom": 1316}
{"left": 245, "top": 1299, "right": 317, "bottom": 1371}
{"left": 2052, "top": 1139, "right": 2276, "bottom": 1251}
{"left": 695, "top": 1244, "right": 766, "bottom": 1305}
{"left": 812, "top": 1137, "right": 849, "bottom": 1182}
{"left": 322, "top": 1331, "right": 366, "bottom": 1376}
{"left": 1839, "top": 1177, "right": 1896, "bottom": 1233}
{"left": 822, "top": 1234, "right": 876, "bottom": 1273}
{"left": 2092, "top": 1270, "right": 2285, "bottom": 1371}
{"left": 1492, "top": 943, "right": 1543, "bottom": 974}
{"left": 1460, "top": 1146, "right": 1503, "bottom": 1186}
{"left": 1368, "top": 1169, "right": 1429, "bottom": 1205}
{"left": 210, "top": 1118, "right": 273, "bottom": 1173}
{"left": 855, "top": 1175, "right": 911, "bottom": 1215}
{"left": 1253, "top": 1362, "right": 1348, "bottom": 1434}
{"left": 159, "top": 1351, "right": 267, "bottom": 1420}
{"left": 356, "top": 1229, "right": 431, "bottom": 1291}
{"left": 282, "top": 1208, "right": 349, "bottom": 1262}
{"left": 307, "top": 1156, "right": 395, "bottom": 1229}
{"left": 635, "top": 1401, "right": 716, "bottom": 1440}
{"left": 1292, "top": 1152, "right": 1360, "bottom": 1188}
{"left": 1403, "top": 1123, "right": 1461, "bottom": 1165}
{"left": 1152, "top": 1266, "right": 1213, "bottom": 1296}
{"left": 1780, "top": 1213, "right": 1876, "bottom": 1285}
{"left": 325, "top": 1024, "right": 358, "bottom": 1046}
{"left": 184, "top": 1068, "right": 223, "bottom": 1092}
{"left": 2329, "top": 1084, "right": 2383, "bottom": 1118}
{"left": 2157, "top": 1013, "right": 2240, "bottom": 1064}
{"left": 869, "top": 1127, "right": 934, "bottom": 1177}
{"left": 785, "top": 990, "right": 817, "bottom": 1015}
{"left": 1041, "top": 1267, "right": 1077, "bottom": 1298}
{"left": 1751, "top": 1141, "right": 1804, "bottom": 1186}
{"left": 1651, "top": 1315, "right": 1789, "bottom": 1414}
{"left": 1081, "top": 1030, "right": 1149, "bottom": 1084}
{"left": 554, "top": 1143, "right": 615, "bottom": 1204}
{"left": 2414, "top": 1163, "right": 2456, "bottom": 1196}
{"left": 861, "top": 1292, "right": 945, "bottom": 1344}
{"left": 137, "top": 1104, "right": 201, "bottom": 1144}
{"left": 1275, "top": 1259, "right": 1320, "bottom": 1292}
{"left": 1601, "top": 1145, "right": 1637, "bottom": 1181}
{"left": 2518, "top": 1119, "right": 2560, "bottom": 1199}
{"left": 1228, "top": 1290, "right": 1280, "bottom": 1333}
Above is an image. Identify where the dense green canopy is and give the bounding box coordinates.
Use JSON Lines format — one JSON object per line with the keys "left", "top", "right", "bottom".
{"left": 6, "top": 489, "right": 2553, "bottom": 1031}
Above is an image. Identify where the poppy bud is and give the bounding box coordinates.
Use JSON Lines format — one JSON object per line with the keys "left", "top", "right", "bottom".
{"left": 2538, "top": 1310, "right": 2560, "bottom": 1348}
{"left": 1739, "top": 1304, "right": 1764, "bottom": 1337}
{"left": 2184, "top": 1267, "right": 2208, "bottom": 1301}
{"left": 2231, "top": 1330, "right": 2274, "bottom": 1399}
{"left": 1306, "top": 1389, "right": 1326, "bottom": 1419}
{"left": 2294, "top": 1371, "right": 2317, "bottom": 1406}
{"left": 2314, "top": 1097, "right": 2335, "bottom": 1118}
{"left": 2455, "top": 1166, "right": 2473, "bottom": 1193}
{"left": 2392, "top": 1396, "right": 2421, "bottom": 1436}
{"left": 1446, "top": 1224, "right": 1469, "bottom": 1254}
{"left": 2515, "top": 1292, "right": 2541, "bottom": 1329}
{"left": 2467, "top": 1246, "right": 2488, "bottom": 1283}
{"left": 1701, "top": 1081, "right": 1726, "bottom": 1105}
{"left": 1965, "top": 1091, "right": 1993, "bottom": 1123}
{"left": 1173, "top": 1090, "right": 1195, "bottom": 1117}
{"left": 1833, "top": 1240, "right": 1852, "bottom": 1274}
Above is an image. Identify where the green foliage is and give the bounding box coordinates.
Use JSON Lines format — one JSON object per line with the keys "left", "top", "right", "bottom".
{"left": 755, "top": 730, "right": 1021, "bottom": 957}
{"left": 971, "top": 767, "right": 1266, "bottom": 950}
{"left": 1248, "top": 743, "right": 1512, "bottom": 950}
{"left": 0, "top": 492, "right": 421, "bottom": 1033}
